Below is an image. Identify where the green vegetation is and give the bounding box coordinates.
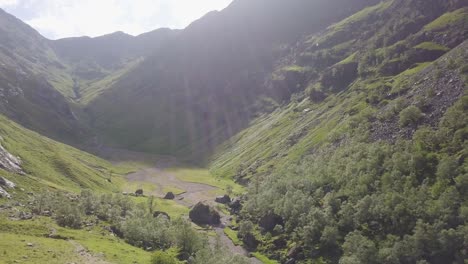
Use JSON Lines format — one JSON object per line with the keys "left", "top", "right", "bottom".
{"left": 251, "top": 252, "right": 279, "bottom": 264}
{"left": 337, "top": 52, "right": 357, "bottom": 65}
{"left": 170, "top": 168, "right": 244, "bottom": 194}
{"left": 399, "top": 105, "right": 423, "bottom": 127}
{"left": 0, "top": 216, "right": 153, "bottom": 264}
{"left": 414, "top": 42, "right": 449, "bottom": 51}
{"left": 281, "top": 65, "right": 311, "bottom": 73}
{"left": 424, "top": 7, "right": 468, "bottom": 31}
{"left": 0, "top": 115, "right": 133, "bottom": 194}
{"left": 224, "top": 227, "right": 241, "bottom": 246}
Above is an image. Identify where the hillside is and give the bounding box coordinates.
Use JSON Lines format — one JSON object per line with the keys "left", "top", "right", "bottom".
{"left": 210, "top": 1, "right": 468, "bottom": 263}
{"left": 84, "top": 0, "right": 383, "bottom": 161}
{"left": 0, "top": 0, "right": 466, "bottom": 263}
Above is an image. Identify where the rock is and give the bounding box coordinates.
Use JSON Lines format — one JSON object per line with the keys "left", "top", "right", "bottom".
{"left": 259, "top": 212, "right": 284, "bottom": 232}
{"left": 0, "top": 186, "right": 11, "bottom": 199}
{"left": 0, "top": 144, "right": 24, "bottom": 174}
{"left": 135, "top": 189, "right": 143, "bottom": 196}
{"left": 215, "top": 194, "right": 231, "bottom": 204}
{"left": 26, "top": 243, "right": 33, "bottom": 247}
{"left": 228, "top": 197, "right": 242, "bottom": 213}
{"left": 285, "top": 259, "right": 296, "bottom": 264}
{"left": 0, "top": 176, "right": 15, "bottom": 188}
{"left": 189, "top": 202, "right": 221, "bottom": 226}
{"left": 19, "top": 211, "right": 33, "bottom": 220}
{"left": 163, "top": 192, "right": 175, "bottom": 200}
{"left": 153, "top": 211, "right": 170, "bottom": 220}
{"left": 242, "top": 232, "right": 259, "bottom": 251}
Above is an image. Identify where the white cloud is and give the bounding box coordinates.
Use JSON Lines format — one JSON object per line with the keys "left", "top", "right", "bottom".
{"left": 0, "top": 0, "right": 18, "bottom": 7}
{"left": 5, "top": 0, "right": 233, "bottom": 39}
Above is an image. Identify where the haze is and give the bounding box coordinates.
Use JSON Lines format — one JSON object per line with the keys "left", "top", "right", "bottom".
{"left": 0, "top": 0, "right": 233, "bottom": 39}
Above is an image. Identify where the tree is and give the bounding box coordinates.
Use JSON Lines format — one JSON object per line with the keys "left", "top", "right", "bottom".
{"left": 340, "top": 231, "right": 377, "bottom": 264}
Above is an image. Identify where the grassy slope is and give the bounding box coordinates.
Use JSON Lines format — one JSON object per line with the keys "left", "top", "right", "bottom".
{"left": 0, "top": 216, "right": 152, "bottom": 264}
{"left": 0, "top": 115, "right": 158, "bottom": 263}
{"left": 210, "top": 1, "right": 468, "bottom": 181}
{"left": 77, "top": 59, "right": 143, "bottom": 105}
{"left": 0, "top": 114, "right": 144, "bottom": 195}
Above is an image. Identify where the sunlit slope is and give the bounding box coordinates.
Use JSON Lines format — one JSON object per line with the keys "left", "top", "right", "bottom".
{"left": 0, "top": 115, "right": 126, "bottom": 194}
{"left": 211, "top": 1, "right": 468, "bottom": 181}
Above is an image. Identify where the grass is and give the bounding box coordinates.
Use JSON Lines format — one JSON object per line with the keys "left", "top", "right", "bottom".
{"left": 0, "top": 233, "right": 80, "bottom": 264}
{"left": 337, "top": 52, "right": 357, "bottom": 65}
{"left": 162, "top": 186, "right": 185, "bottom": 195}
{"left": 414, "top": 42, "right": 449, "bottom": 51}
{"left": 168, "top": 168, "right": 244, "bottom": 194}
{"left": 131, "top": 196, "right": 190, "bottom": 219}
{"left": 251, "top": 252, "right": 279, "bottom": 264}
{"left": 122, "top": 180, "right": 159, "bottom": 196}
{"left": 78, "top": 58, "right": 142, "bottom": 105}
{"left": 281, "top": 65, "right": 310, "bottom": 73}
{"left": 223, "top": 227, "right": 241, "bottom": 246}
{"left": 328, "top": 0, "right": 393, "bottom": 31}
{"left": 424, "top": 7, "right": 468, "bottom": 31}
{"left": 0, "top": 115, "right": 138, "bottom": 194}
{"left": 0, "top": 216, "right": 152, "bottom": 264}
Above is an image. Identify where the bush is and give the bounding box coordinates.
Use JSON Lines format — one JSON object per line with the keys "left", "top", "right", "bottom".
{"left": 55, "top": 203, "right": 82, "bottom": 229}
{"left": 151, "top": 250, "right": 178, "bottom": 264}
{"left": 399, "top": 105, "right": 422, "bottom": 127}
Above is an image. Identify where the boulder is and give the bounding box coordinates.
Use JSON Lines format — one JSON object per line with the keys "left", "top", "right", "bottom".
{"left": 228, "top": 197, "right": 242, "bottom": 213}
{"left": 153, "top": 211, "right": 170, "bottom": 220}
{"left": 135, "top": 189, "right": 143, "bottom": 196}
{"left": 189, "top": 202, "right": 220, "bottom": 226}
{"left": 242, "top": 232, "right": 259, "bottom": 251}
{"left": 259, "top": 212, "right": 284, "bottom": 232}
{"left": 163, "top": 192, "right": 175, "bottom": 200}
{"left": 215, "top": 194, "right": 231, "bottom": 204}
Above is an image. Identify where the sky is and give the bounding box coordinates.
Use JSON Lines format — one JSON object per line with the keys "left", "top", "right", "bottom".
{"left": 0, "top": 0, "right": 233, "bottom": 39}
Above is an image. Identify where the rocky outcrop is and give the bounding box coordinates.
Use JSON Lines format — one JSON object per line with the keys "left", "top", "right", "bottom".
{"left": 0, "top": 177, "right": 16, "bottom": 199}
{"left": 163, "top": 192, "right": 175, "bottom": 200}
{"left": 215, "top": 194, "right": 231, "bottom": 204}
{"left": 0, "top": 144, "right": 23, "bottom": 174}
{"left": 189, "top": 202, "right": 220, "bottom": 226}
{"left": 153, "top": 211, "right": 170, "bottom": 220}
{"left": 228, "top": 197, "right": 242, "bottom": 214}
{"left": 0, "top": 186, "right": 10, "bottom": 198}
{"left": 0, "top": 176, "right": 15, "bottom": 188}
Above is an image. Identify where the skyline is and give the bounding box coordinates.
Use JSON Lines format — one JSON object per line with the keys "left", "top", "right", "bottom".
{"left": 0, "top": 0, "right": 233, "bottom": 39}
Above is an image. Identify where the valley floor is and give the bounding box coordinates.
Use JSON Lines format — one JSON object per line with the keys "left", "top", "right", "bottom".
{"left": 0, "top": 149, "right": 262, "bottom": 264}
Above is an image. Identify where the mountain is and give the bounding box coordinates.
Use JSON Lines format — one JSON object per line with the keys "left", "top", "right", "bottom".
{"left": 210, "top": 1, "right": 468, "bottom": 263}
{"left": 84, "top": 0, "right": 383, "bottom": 161}
{"left": 0, "top": 8, "right": 87, "bottom": 144}
{"left": 0, "top": 0, "right": 467, "bottom": 263}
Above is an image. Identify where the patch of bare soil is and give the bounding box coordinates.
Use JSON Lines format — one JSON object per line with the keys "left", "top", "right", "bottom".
{"left": 69, "top": 240, "right": 111, "bottom": 264}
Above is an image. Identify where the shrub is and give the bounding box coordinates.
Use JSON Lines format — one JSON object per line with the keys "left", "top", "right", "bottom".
{"left": 399, "top": 105, "right": 422, "bottom": 127}
{"left": 151, "top": 250, "right": 178, "bottom": 264}
{"left": 55, "top": 203, "right": 82, "bottom": 229}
